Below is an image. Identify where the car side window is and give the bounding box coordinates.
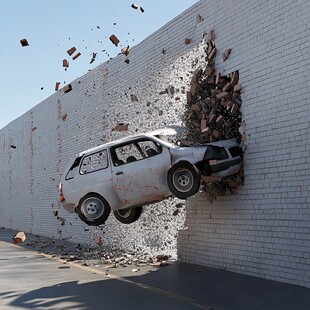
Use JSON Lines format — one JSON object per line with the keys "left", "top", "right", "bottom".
{"left": 80, "top": 150, "right": 108, "bottom": 174}
{"left": 111, "top": 139, "right": 162, "bottom": 166}
{"left": 137, "top": 140, "right": 162, "bottom": 158}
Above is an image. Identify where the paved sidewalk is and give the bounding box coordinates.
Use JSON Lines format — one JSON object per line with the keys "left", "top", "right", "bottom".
{"left": 0, "top": 228, "right": 309, "bottom": 310}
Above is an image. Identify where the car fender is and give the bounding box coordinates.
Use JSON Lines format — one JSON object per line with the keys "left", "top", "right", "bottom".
{"left": 170, "top": 146, "right": 206, "bottom": 166}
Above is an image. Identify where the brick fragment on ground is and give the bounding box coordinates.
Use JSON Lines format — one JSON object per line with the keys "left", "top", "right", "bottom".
{"left": 20, "top": 39, "right": 29, "bottom": 47}
{"left": 109, "top": 35, "right": 120, "bottom": 46}
{"left": 130, "top": 94, "right": 138, "bottom": 102}
{"left": 95, "top": 236, "right": 102, "bottom": 245}
{"left": 12, "top": 232, "right": 26, "bottom": 244}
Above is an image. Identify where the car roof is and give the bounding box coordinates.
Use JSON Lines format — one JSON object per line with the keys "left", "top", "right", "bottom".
{"left": 77, "top": 128, "right": 177, "bottom": 157}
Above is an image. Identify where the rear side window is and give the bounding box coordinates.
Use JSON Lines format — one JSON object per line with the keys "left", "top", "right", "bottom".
{"left": 65, "top": 156, "right": 82, "bottom": 180}
{"left": 80, "top": 150, "right": 108, "bottom": 175}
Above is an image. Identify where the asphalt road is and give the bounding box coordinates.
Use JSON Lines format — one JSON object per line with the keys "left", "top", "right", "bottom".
{"left": 0, "top": 228, "right": 309, "bottom": 310}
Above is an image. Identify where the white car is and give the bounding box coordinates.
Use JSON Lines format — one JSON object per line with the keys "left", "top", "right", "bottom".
{"left": 59, "top": 129, "right": 241, "bottom": 225}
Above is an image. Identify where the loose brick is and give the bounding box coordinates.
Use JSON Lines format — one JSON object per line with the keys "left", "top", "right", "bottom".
{"left": 63, "top": 84, "right": 72, "bottom": 93}
{"left": 55, "top": 82, "right": 60, "bottom": 91}
{"left": 20, "top": 39, "right": 29, "bottom": 47}
{"left": 63, "top": 59, "right": 69, "bottom": 68}
{"left": 184, "top": 38, "right": 192, "bottom": 45}
{"left": 12, "top": 232, "right": 26, "bottom": 244}
{"left": 112, "top": 123, "right": 129, "bottom": 131}
{"left": 109, "top": 34, "right": 120, "bottom": 46}
{"left": 72, "top": 52, "right": 81, "bottom": 60}
{"left": 67, "top": 47, "right": 76, "bottom": 56}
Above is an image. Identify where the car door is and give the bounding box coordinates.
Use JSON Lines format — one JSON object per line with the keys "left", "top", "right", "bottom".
{"left": 110, "top": 138, "right": 171, "bottom": 207}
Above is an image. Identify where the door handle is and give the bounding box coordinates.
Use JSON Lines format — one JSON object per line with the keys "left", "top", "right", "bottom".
{"left": 116, "top": 171, "right": 123, "bottom": 175}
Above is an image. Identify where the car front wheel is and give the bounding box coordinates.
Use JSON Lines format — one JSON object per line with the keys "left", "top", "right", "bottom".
{"left": 77, "top": 193, "right": 110, "bottom": 226}
{"left": 167, "top": 161, "right": 200, "bottom": 199}
{"left": 113, "top": 206, "right": 142, "bottom": 224}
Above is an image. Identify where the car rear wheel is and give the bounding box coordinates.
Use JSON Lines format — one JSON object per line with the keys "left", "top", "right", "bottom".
{"left": 113, "top": 206, "right": 142, "bottom": 224}
{"left": 77, "top": 193, "right": 110, "bottom": 226}
{"left": 167, "top": 161, "right": 200, "bottom": 199}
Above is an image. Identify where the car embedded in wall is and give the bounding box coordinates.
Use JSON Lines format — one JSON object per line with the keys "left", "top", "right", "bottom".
{"left": 59, "top": 128, "right": 242, "bottom": 226}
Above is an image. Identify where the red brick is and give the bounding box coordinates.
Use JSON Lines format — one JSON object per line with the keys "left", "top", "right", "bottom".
{"left": 109, "top": 34, "right": 120, "bottom": 46}
{"left": 72, "top": 52, "right": 81, "bottom": 60}
{"left": 67, "top": 47, "right": 76, "bottom": 56}
{"left": 12, "top": 232, "right": 26, "bottom": 244}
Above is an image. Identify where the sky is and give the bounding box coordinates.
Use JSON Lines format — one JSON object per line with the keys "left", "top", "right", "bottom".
{"left": 0, "top": 0, "right": 198, "bottom": 130}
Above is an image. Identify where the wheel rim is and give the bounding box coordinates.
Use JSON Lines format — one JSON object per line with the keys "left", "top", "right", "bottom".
{"left": 81, "top": 197, "right": 105, "bottom": 220}
{"left": 116, "top": 208, "right": 131, "bottom": 219}
{"left": 172, "top": 168, "right": 194, "bottom": 193}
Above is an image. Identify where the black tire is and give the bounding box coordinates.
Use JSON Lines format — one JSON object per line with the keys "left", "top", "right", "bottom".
{"left": 167, "top": 161, "right": 200, "bottom": 199}
{"left": 113, "top": 206, "right": 142, "bottom": 224}
{"left": 77, "top": 193, "right": 110, "bottom": 226}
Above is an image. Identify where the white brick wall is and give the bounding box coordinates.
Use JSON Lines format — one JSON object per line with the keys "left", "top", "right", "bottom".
{"left": 0, "top": 1, "right": 309, "bottom": 287}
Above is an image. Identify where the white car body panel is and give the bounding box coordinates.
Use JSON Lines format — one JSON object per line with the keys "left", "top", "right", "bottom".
{"left": 60, "top": 129, "right": 241, "bottom": 216}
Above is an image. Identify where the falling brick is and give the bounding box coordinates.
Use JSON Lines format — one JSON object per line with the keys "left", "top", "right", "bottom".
{"left": 72, "top": 52, "right": 81, "bottom": 60}
{"left": 31, "top": 127, "right": 37, "bottom": 132}
{"left": 234, "top": 83, "right": 242, "bottom": 92}
{"left": 67, "top": 47, "right": 76, "bottom": 56}
{"left": 124, "top": 59, "right": 130, "bottom": 64}
{"left": 130, "top": 94, "right": 138, "bottom": 102}
{"left": 20, "top": 39, "right": 29, "bottom": 47}
{"left": 61, "top": 113, "right": 68, "bottom": 121}
{"left": 112, "top": 123, "right": 129, "bottom": 131}
{"left": 184, "top": 38, "right": 192, "bottom": 45}
{"left": 63, "top": 84, "right": 72, "bottom": 93}
{"left": 63, "top": 59, "right": 69, "bottom": 68}
{"left": 55, "top": 82, "right": 60, "bottom": 91}
{"left": 90, "top": 52, "right": 97, "bottom": 64}
{"left": 131, "top": 3, "right": 139, "bottom": 9}
{"left": 196, "top": 15, "right": 204, "bottom": 23}
{"left": 12, "top": 232, "right": 26, "bottom": 244}
{"left": 109, "top": 34, "right": 120, "bottom": 46}
{"left": 53, "top": 210, "right": 58, "bottom": 217}
{"left": 121, "top": 46, "right": 130, "bottom": 56}
{"left": 140, "top": 7, "right": 145, "bottom": 13}
{"left": 223, "top": 48, "right": 232, "bottom": 61}
{"left": 95, "top": 236, "right": 102, "bottom": 245}
{"left": 10, "top": 145, "right": 16, "bottom": 149}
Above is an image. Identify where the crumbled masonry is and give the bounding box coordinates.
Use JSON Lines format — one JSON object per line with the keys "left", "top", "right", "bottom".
{"left": 182, "top": 30, "right": 245, "bottom": 201}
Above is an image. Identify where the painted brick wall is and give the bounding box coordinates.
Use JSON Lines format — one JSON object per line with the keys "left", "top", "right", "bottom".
{"left": 0, "top": 1, "right": 309, "bottom": 287}
{"left": 176, "top": 0, "right": 310, "bottom": 288}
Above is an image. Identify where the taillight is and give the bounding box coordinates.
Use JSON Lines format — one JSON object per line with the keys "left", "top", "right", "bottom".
{"left": 59, "top": 182, "right": 65, "bottom": 202}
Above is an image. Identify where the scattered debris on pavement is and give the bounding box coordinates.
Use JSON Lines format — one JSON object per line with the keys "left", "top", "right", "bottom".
{"left": 12, "top": 232, "right": 26, "bottom": 244}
